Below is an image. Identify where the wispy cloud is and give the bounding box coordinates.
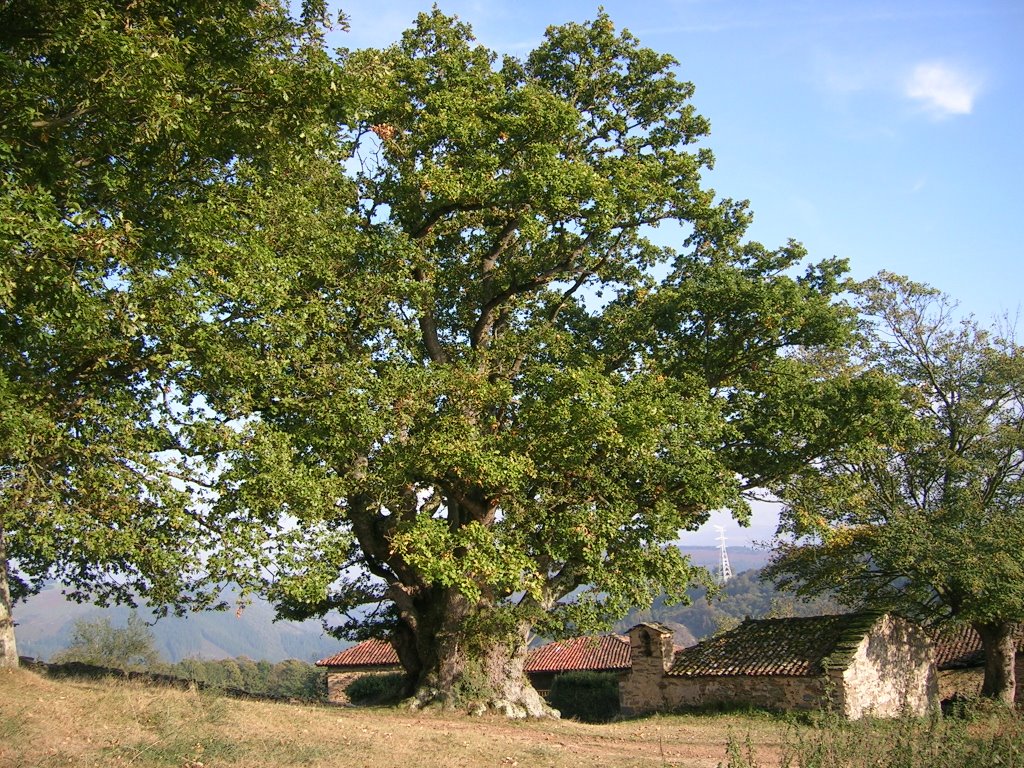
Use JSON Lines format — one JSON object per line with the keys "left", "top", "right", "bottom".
{"left": 905, "top": 62, "right": 981, "bottom": 119}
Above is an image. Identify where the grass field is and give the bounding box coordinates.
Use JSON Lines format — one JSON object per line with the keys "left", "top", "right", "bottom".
{"left": 2, "top": 667, "right": 1021, "bottom": 768}
{"left": 0, "top": 666, "right": 787, "bottom": 767}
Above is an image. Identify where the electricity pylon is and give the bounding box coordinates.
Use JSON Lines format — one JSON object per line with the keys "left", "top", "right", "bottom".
{"left": 714, "top": 525, "right": 733, "bottom": 584}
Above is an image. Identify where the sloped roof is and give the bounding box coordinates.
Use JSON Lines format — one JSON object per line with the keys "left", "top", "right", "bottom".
{"left": 525, "top": 635, "right": 631, "bottom": 673}
{"left": 933, "top": 625, "right": 1024, "bottom": 670}
{"left": 318, "top": 634, "right": 633, "bottom": 673}
{"left": 316, "top": 638, "right": 400, "bottom": 668}
{"left": 667, "top": 613, "right": 884, "bottom": 678}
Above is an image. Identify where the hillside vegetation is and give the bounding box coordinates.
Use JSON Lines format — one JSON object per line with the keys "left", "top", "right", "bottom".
{"left": 616, "top": 568, "right": 841, "bottom": 643}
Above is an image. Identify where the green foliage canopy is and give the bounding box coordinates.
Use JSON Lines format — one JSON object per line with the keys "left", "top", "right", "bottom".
{"left": 174, "top": 8, "right": 894, "bottom": 706}
{"left": 3, "top": 0, "right": 894, "bottom": 704}
{"left": 0, "top": 0, "right": 344, "bottom": 662}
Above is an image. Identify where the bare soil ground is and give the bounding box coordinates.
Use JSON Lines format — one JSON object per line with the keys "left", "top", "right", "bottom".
{"left": 0, "top": 667, "right": 790, "bottom": 767}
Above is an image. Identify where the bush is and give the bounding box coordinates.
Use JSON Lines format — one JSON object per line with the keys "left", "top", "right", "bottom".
{"left": 51, "top": 614, "right": 160, "bottom": 672}
{"left": 345, "top": 672, "right": 406, "bottom": 705}
{"left": 546, "top": 671, "right": 620, "bottom": 722}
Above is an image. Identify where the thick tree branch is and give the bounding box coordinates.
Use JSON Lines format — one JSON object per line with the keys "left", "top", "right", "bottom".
{"left": 409, "top": 201, "right": 485, "bottom": 240}
{"left": 412, "top": 266, "right": 448, "bottom": 364}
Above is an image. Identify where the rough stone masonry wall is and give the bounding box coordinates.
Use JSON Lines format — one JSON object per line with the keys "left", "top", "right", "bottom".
{"left": 836, "top": 615, "right": 937, "bottom": 719}
{"left": 619, "top": 626, "right": 675, "bottom": 715}
{"left": 660, "top": 674, "right": 827, "bottom": 712}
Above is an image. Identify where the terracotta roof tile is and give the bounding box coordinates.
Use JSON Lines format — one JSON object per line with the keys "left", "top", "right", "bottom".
{"left": 933, "top": 625, "right": 1024, "bottom": 670}
{"left": 525, "top": 635, "right": 631, "bottom": 673}
{"left": 316, "top": 638, "right": 400, "bottom": 668}
{"left": 667, "top": 613, "right": 884, "bottom": 678}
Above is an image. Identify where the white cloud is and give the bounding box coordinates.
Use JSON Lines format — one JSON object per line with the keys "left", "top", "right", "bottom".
{"left": 905, "top": 62, "right": 980, "bottom": 118}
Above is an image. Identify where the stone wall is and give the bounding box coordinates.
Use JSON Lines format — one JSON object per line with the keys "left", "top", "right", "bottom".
{"left": 660, "top": 674, "right": 827, "bottom": 712}
{"left": 619, "top": 624, "right": 675, "bottom": 715}
{"left": 835, "top": 614, "right": 937, "bottom": 719}
{"left": 620, "top": 621, "right": 834, "bottom": 716}
{"left": 620, "top": 615, "right": 939, "bottom": 719}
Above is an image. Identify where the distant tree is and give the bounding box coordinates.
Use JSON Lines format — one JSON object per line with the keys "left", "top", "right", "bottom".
{"left": 267, "top": 658, "right": 323, "bottom": 700}
{"left": 160, "top": 653, "right": 324, "bottom": 699}
{"left": 766, "top": 274, "right": 1024, "bottom": 704}
{"left": 236, "top": 657, "right": 266, "bottom": 695}
{"left": 172, "top": 657, "right": 207, "bottom": 685}
{"left": 52, "top": 613, "right": 159, "bottom": 671}
{"left": 218, "top": 658, "right": 245, "bottom": 690}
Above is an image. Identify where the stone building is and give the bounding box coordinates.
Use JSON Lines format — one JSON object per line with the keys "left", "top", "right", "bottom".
{"left": 316, "top": 638, "right": 402, "bottom": 705}
{"left": 620, "top": 613, "right": 938, "bottom": 719}
{"left": 933, "top": 624, "right": 1024, "bottom": 702}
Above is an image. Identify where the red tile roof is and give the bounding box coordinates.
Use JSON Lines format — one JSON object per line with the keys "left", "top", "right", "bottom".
{"left": 933, "top": 625, "right": 1024, "bottom": 669}
{"left": 316, "top": 638, "right": 400, "bottom": 668}
{"left": 667, "top": 613, "right": 884, "bottom": 678}
{"left": 525, "top": 635, "right": 631, "bottom": 673}
{"left": 318, "top": 635, "right": 632, "bottom": 672}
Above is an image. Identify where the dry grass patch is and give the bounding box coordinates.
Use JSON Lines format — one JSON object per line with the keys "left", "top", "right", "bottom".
{"left": 1, "top": 667, "right": 792, "bottom": 768}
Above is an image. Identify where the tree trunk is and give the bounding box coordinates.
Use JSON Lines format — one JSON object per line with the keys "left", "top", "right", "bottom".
{"left": 973, "top": 620, "right": 1018, "bottom": 705}
{"left": 400, "top": 588, "right": 556, "bottom": 718}
{"left": 0, "top": 523, "right": 19, "bottom": 669}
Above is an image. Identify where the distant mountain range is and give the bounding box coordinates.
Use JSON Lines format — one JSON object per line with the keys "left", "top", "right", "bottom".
{"left": 13, "top": 546, "right": 772, "bottom": 663}
{"left": 14, "top": 586, "right": 342, "bottom": 664}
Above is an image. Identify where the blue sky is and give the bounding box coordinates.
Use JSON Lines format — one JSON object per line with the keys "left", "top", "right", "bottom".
{"left": 326, "top": 1, "right": 1023, "bottom": 545}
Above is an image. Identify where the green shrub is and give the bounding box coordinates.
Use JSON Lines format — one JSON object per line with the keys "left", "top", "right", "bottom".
{"left": 51, "top": 614, "right": 160, "bottom": 672}
{"left": 345, "top": 672, "right": 406, "bottom": 705}
{"left": 546, "top": 671, "right": 620, "bottom": 722}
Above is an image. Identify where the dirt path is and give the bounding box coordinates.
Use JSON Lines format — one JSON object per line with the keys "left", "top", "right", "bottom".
{"left": 316, "top": 706, "right": 788, "bottom": 767}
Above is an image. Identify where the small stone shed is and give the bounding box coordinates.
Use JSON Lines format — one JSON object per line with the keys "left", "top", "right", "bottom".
{"left": 620, "top": 613, "right": 938, "bottom": 719}
{"left": 316, "top": 638, "right": 401, "bottom": 705}
{"left": 933, "top": 624, "right": 1024, "bottom": 702}
{"left": 524, "top": 635, "right": 632, "bottom": 695}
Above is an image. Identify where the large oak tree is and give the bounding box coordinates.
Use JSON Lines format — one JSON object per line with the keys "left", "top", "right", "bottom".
{"left": 179, "top": 11, "right": 895, "bottom": 715}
